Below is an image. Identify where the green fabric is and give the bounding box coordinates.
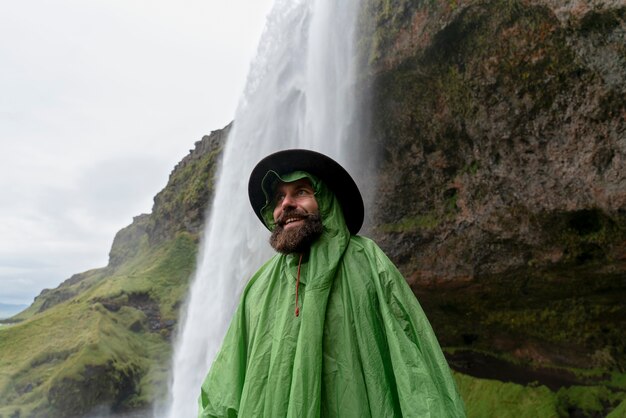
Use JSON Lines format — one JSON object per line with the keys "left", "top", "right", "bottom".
{"left": 199, "top": 176, "right": 465, "bottom": 418}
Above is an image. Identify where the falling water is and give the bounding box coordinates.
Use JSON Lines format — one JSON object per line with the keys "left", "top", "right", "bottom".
{"left": 162, "top": 0, "right": 362, "bottom": 416}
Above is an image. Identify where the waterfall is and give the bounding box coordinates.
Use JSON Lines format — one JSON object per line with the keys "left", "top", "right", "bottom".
{"left": 162, "top": 0, "right": 362, "bottom": 416}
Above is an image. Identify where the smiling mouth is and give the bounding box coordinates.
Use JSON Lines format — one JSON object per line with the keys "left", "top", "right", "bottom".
{"left": 283, "top": 217, "right": 304, "bottom": 227}
{"left": 277, "top": 210, "right": 311, "bottom": 228}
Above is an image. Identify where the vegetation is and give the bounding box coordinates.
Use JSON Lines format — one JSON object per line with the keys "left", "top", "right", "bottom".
{"left": 0, "top": 132, "right": 224, "bottom": 417}
{"left": 455, "top": 372, "right": 626, "bottom": 418}
{"left": 0, "top": 232, "right": 197, "bottom": 417}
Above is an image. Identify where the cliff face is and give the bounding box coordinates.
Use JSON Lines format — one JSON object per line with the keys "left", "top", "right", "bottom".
{"left": 360, "top": 0, "right": 625, "bottom": 410}
{"left": 147, "top": 124, "right": 230, "bottom": 244}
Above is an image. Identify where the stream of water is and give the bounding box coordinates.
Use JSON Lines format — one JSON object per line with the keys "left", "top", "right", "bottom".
{"left": 162, "top": 1, "right": 362, "bottom": 416}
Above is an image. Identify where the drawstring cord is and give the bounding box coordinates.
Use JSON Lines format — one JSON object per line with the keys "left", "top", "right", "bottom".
{"left": 295, "top": 253, "right": 303, "bottom": 317}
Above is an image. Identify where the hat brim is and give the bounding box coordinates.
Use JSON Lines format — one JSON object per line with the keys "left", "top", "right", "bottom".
{"left": 248, "top": 149, "right": 364, "bottom": 235}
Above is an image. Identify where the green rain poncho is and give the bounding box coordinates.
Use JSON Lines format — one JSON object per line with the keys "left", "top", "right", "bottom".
{"left": 199, "top": 172, "right": 465, "bottom": 417}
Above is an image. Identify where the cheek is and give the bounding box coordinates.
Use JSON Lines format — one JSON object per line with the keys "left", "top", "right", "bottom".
{"left": 305, "top": 198, "right": 319, "bottom": 214}
{"left": 272, "top": 205, "right": 281, "bottom": 222}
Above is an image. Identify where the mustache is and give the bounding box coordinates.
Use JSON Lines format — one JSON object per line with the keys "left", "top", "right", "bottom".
{"left": 275, "top": 209, "right": 316, "bottom": 227}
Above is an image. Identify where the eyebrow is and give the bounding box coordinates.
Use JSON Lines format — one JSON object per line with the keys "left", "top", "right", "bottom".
{"left": 273, "top": 181, "right": 314, "bottom": 197}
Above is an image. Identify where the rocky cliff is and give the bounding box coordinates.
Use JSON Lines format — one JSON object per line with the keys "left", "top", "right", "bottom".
{"left": 360, "top": 0, "right": 625, "bottom": 414}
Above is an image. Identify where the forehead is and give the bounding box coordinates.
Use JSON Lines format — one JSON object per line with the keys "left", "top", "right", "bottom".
{"left": 273, "top": 178, "right": 315, "bottom": 194}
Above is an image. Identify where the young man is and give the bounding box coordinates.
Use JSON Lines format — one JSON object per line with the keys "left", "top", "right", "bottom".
{"left": 199, "top": 149, "right": 465, "bottom": 417}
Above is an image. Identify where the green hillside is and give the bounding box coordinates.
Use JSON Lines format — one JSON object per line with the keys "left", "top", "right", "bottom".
{"left": 0, "top": 232, "right": 195, "bottom": 417}
{"left": 0, "top": 129, "right": 227, "bottom": 418}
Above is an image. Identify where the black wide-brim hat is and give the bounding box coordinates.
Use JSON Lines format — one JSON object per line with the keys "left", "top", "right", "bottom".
{"left": 248, "top": 149, "right": 364, "bottom": 234}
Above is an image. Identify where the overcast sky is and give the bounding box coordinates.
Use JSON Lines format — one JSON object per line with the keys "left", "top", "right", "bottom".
{"left": 0, "top": 0, "right": 274, "bottom": 306}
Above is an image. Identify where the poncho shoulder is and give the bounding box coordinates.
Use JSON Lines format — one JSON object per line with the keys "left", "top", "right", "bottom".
{"left": 199, "top": 236, "right": 465, "bottom": 417}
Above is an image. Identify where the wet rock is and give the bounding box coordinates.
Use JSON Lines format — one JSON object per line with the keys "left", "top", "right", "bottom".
{"left": 363, "top": 0, "right": 626, "bottom": 375}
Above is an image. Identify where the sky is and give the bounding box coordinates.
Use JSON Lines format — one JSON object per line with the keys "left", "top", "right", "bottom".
{"left": 0, "top": 0, "right": 275, "bottom": 306}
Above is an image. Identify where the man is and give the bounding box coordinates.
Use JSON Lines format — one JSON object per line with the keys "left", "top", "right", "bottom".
{"left": 199, "top": 149, "right": 465, "bottom": 417}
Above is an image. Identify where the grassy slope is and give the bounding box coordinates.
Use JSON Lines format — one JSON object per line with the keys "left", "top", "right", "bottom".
{"left": 0, "top": 131, "right": 224, "bottom": 417}
{"left": 0, "top": 232, "right": 197, "bottom": 417}
{"left": 455, "top": 371, "right": 626, "bottom": 417}
{"left": 455, "top": 373, "right": 560, "bottom": 417}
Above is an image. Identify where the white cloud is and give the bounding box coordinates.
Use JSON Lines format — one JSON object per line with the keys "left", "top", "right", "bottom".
{"left": 0, "top": 0, "right": 274, "bottom": 304}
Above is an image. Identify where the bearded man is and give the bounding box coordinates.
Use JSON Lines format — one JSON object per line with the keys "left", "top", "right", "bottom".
{"left": 198, "top": 149, "right": 465, "bottom": 417}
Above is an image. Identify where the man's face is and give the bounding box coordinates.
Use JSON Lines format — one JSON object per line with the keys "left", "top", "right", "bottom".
{"left": 269, "top": 178, "right": 323, "bottom": 254}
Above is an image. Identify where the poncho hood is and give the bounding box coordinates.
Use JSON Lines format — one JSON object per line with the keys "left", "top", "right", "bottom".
{"left": 260, "top": 170, "right": 351, "bottom": 286}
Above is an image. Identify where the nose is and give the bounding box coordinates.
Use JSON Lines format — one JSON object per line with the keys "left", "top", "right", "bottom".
{"left": 280, "top": 193, "right": 296, "bottom": 210}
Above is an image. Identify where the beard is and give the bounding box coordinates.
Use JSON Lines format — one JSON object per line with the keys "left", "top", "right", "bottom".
{"left": 269, "top": 210, "right": 324, "bottom": 254}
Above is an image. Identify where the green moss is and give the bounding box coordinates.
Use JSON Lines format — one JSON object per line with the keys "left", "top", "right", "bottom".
{"left": 556, "top": 385, "right": 626, "bottom": 417}
{"left": 454, "top": 373, "right": 559, "bottom": 417}
{"left": 464, "top": 160, "right": 480, "bottom": 175}
{"left": 359, "top": 0, "right": 427, "bottom": 66}
{"left": 378, "top": 213, "right": 441, "bottom": 232}
{"left": 444, "top": 188, "right": 459, "bottom": 214}
{"left": 455, "top": 372, "right": 626, "bottom": 417}
{"left": 541, "top": 208, "right": 626, "bottom": 265}
{"left": 607, "top": 398, "right": 626, "bottom": 418}
{"left": 612, "top": 373, "right": 626, "bottom": 388}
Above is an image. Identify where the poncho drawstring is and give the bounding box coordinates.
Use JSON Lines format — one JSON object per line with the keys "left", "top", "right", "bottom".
{"left": 295, "top": 252, "right": 303, "bottom": 317}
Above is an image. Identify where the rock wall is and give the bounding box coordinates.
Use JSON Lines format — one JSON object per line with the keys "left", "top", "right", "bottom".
{"left": 360, "top": 0, "right": 625, "bottom": 384}
{"left": 147, "top": 124, "right": 229, "bottom": 245}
